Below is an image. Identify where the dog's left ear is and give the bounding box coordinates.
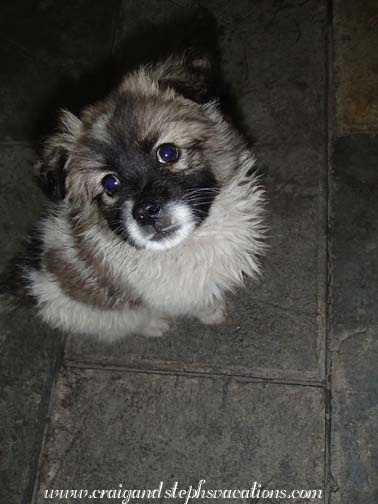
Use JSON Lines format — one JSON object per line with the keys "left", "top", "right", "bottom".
{"left": 152, "top": 53, "right": 217, "bottom": 104}
{"left": 35, "top": 110, "right": 82, "bottom": 200}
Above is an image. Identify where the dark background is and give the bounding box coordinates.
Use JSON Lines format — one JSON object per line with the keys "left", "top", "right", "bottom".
{"left": 1, "top": 1, "right": 378, "bottom": 503}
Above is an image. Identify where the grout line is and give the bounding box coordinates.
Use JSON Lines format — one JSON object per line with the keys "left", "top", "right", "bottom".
{"left": 324, "top": 1, "right": 336, "bottom": 502}
{"left": 29, "top": 335, "right": 67, "bottom": 504}
{"left": 63, "top": 358, "right": 325, "bottom": 389}
{"left": 316, "top": 2, "right": 333, "bottom": 387}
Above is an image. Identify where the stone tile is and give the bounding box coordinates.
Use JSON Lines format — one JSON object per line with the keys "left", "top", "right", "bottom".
{"left": 331, "top": 135, "right": 378, "bottom": 332}
{"left": 0, "top": 145, "right": 64, "bottom": 503}
{"left": 330, "top": 134, "right": 378, "bottom": 502}
{"left": 0, "top": 309, "right": 63, "bottom": 504}
{"left": 66, "top": 143, "right": 327, "bottom": 383}
{"left": 0, "top": 0, "right": 120, "bottom": 141}
{"left": 35, "top": 367, "right": 325, "bottom": 501}
{"left": 334, "top": 0, "right": 378, "bottom": 132}
{"left": 331, "top": 327, "right": 378, "bottom": 504}
{"left": 116, "top": 0, "right": 328, "bottom": 146}
{"left": 0, "top": 145, "right": 44, "bottom": 269}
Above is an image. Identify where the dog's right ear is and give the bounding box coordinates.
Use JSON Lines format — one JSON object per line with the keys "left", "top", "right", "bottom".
{"left": 35, "top": 110, "right": 82, "bottom": 201}
{"left": 150, "top": 53, "right": 218, "bottom": 104}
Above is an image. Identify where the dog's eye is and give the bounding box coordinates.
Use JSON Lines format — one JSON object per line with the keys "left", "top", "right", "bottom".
{"left": 156, "top": 144, "right": 181, "bottom": 164}
{"left": 102, "top": 174, "right": 120, "bottom": 195}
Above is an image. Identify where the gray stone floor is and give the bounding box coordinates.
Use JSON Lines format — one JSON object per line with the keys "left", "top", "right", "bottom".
{"left": 0, "top": 1, "right": 377, "bottom": 503}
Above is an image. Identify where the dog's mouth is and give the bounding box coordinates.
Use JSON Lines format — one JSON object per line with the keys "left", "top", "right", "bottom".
{"left": 124, "top": 201, "right": 196, "bottom": 251}
{"left": 149, "top": 224, "right": 180, "bottom": 242}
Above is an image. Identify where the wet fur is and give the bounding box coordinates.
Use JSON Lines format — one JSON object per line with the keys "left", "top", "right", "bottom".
{"left": 6, "top": 54, "right": 266, "bottom": 340}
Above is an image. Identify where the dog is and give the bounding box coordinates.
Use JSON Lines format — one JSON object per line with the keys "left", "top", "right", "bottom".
{"left": 3, "top": 53, "right": 266, "bottom": 340}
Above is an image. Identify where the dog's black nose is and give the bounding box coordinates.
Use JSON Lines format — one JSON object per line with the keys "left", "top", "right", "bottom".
{"left": 132, "top": 201, "right": 161, "bottom": 225}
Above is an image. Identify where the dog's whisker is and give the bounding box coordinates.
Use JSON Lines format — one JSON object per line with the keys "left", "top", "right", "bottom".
{"left": 183, "top": 196, "right": 218, "bottom": 203}
{"left": 184, "top": 188, "right": 220, "bottom": 197}
{"left": 184, "top": 199, "right": 215, "bottom": 206}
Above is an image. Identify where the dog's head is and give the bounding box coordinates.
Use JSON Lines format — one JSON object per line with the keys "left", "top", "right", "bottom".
{"left": 39, "top": 54, "right": 245, "bottom": 251}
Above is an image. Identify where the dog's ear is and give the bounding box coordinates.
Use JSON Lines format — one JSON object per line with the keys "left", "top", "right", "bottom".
{"left": 35, "top": 110, "right": 82, "bottom": 200}
{"left": 151, "top": 53, "right": 218, "bottom": 104}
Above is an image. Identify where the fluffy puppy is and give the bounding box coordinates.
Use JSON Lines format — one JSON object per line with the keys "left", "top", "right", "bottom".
{"left": 10, "top": 54, "right": 266, "bottom": 340}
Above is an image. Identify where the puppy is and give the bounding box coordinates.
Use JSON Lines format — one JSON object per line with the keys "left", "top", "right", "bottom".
{"left": 6, "top": 54, "right": 266, "bottom": 340}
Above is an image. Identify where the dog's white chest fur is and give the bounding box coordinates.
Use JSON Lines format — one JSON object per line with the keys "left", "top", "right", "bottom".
{"left": 124, "top": 157, "right": 265, "bottom": 314}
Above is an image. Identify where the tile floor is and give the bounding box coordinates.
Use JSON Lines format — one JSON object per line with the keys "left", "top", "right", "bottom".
{"left": 0, "top": 1, "right": 377, "bottom": 503}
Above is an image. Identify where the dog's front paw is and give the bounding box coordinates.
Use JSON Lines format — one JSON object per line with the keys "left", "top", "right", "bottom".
{"left": 196, "top": 302, "right": 227, "bottom": 325}
{"left": 140, "top": 317, "right": 171, "bottom": 337}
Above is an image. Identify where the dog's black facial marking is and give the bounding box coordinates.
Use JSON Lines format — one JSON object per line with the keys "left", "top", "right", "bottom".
{"left": 98, "top": 151, "right": 218, "bottom": 245}
{"left": 87, "top": 133, "right": 154, "bottom": 193}
{"left": 137, "top": 133, "right": 159, "bottom": 154}
{"left": 176, "top": 167, "right": 219, "bottom": 224}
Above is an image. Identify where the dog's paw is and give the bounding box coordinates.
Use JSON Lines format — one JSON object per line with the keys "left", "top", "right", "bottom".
{"left": 196, "top": 303, "right": 227, "bottom": 325}
{"left": 140, "top": 317, "right": 171, "bottom": 337}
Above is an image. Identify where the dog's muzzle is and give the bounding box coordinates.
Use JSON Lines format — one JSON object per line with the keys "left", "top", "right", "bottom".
{"left": 126, "top": 199, "right": 195, "bottom": 251}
